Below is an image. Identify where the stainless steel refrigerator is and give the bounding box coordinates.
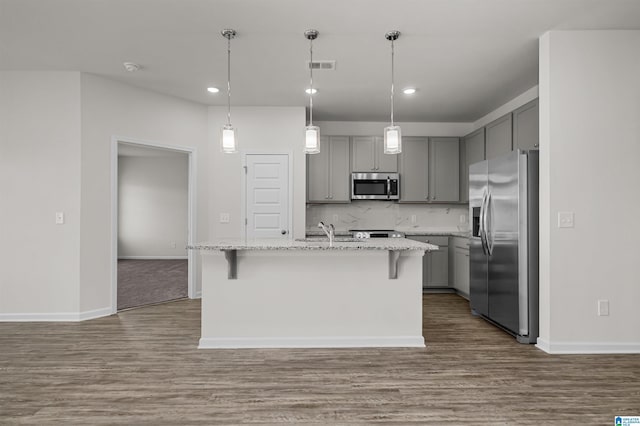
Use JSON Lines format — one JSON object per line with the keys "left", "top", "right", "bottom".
{"left": 469, "top": 150, "right": 538, "bottom": 344}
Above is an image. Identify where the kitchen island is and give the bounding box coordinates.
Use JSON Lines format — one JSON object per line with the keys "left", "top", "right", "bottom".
{"left": 191, "top": 238, "right": 437, "bottom": 349}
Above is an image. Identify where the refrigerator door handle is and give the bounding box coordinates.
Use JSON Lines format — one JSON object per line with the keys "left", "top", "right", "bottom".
{"left": 479, "top": 191, "right": 489, "bottom": 255}
{"left": 485, "top": 192, "right": 494, "bottom": 256}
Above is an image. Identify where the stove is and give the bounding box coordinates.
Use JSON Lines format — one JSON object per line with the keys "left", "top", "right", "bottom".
{"left": 349, "top": 229, "right": 405, "bottom": 239}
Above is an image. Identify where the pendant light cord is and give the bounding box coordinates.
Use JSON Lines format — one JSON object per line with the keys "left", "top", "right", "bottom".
{"left": 390, "top": 38, "right": 395, "bottom": 127}
{"left": 226, "top": 35, "right": 232, "bottom": 126}
{"left": 309, "top": 37, "right": 314, "bottom": 126}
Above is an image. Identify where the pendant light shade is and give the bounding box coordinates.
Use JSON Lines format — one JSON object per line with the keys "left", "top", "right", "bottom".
{"left": 220, "top": 29, "right": 238, "bottom": 154}
{"left": 304, "top": 29, "right": 320, "bottom": 154}
{"left": 384, "top": 30, "right": 402, "bottom": 155}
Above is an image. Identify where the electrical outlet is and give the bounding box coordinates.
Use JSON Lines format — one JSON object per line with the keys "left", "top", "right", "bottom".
{"left": 55, "top": 212, "right": 64, "bottom": 225}
{"left": 170, "top": 241, "right": 177, "bottom": 249}
{"left": 411, "top": 215, "right": 417, "bottom": 224}
{"left": 598, "top": 299, "right": 609, "bottom": 316}
{"left": 332, "top": 214, "right": 339, "bottom": 223}
{"left": 220, "top": 213, "right": 230, "bottom": 223}
{"left": 558, "top": 211, "right": 574, "bottom": 228}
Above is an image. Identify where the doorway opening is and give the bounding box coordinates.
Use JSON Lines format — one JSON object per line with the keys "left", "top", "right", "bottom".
{"left": 111, "top": 138, "right": 196, "bottom": 313}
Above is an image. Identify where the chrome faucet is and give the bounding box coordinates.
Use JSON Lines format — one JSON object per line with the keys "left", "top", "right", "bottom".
{"left": 318, "top": 221, "right": 335, "bottom": 246}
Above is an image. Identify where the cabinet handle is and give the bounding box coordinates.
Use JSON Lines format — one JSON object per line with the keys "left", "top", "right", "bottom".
{"left": 534, "top": 143, "right": 539, "bottom": 148}
{"left": 432, "top": 196, "right": 436, "bottom": 200}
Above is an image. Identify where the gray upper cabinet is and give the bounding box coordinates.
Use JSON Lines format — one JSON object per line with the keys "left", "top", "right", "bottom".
{"left": 306, "top": 136, "right": 350, "bottom": 203}
{"left": 460, "top": 128, "right": 485, "bottom": 202}
{"left": 513, "top": 99, "right": 539, "bottom": 151}
{"left": 429, "top": 137, "right": 460, "bottom": 202}
{"left": 485, "top": 113, "right": 512, "bottom": 160}
{"left": 398, "top": 137, "right": 429, "bottom": 202}
{"left": 399, "top": 137, "right": 459, "bottom": 203}
{"left": 351, "top": 136, "right": 398, "bottom": 172}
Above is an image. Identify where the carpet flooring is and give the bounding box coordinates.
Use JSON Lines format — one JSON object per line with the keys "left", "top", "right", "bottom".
{"left": 117, "top": 259, "right": 187, "bottom": 310}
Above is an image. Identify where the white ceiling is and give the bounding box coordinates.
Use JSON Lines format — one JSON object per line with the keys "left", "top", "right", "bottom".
{"left": 2, "top": 0, "right": 640, "bottom": 122}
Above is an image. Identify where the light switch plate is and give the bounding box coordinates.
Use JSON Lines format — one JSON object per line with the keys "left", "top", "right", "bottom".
{"left": 55, "top": 212, "right": 64, "bottom": 225}
{"left": 219, "top": 213, "right": 230, "bottom": 223}
{"left": 558, "top": 211, "right": 574, "bottom": 228}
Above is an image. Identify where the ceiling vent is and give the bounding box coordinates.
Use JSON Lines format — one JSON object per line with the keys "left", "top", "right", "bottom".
{"left": 307, "top": 60, "right": 336, "bottom": 70}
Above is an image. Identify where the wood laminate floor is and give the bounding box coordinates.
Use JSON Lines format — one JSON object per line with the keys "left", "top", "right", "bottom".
{"left": 1, "top": 294, "right": 638, "bottom": 425}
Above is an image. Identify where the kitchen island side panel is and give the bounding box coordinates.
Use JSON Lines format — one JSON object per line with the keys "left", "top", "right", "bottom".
{"left": 200, "top": 250, "right": 425, "bottom": 348}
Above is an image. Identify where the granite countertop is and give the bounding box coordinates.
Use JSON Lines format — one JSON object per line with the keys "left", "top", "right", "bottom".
{"left": 189, "top": 238, "right": 438, "bottom": 252}
{"left": 305, "top": 230, "right": 471, "bottom": 238}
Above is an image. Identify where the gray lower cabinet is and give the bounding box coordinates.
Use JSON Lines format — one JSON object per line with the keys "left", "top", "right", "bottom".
{"left": 460, "top": 128, "right": 485, "bottom": 202}
{"left": 399, "top": 137, "right": 459, "bottom": 203}
{"left": 306, "top": 136, "right": 350, "bottom": 203}
{"left": 451, "top": 237, "right": 470, "bottom": 298}
{"left": 513, "top": 99, "right": 539, "bottom": 151}
{"left": 406, "top": 236, "right": 449, "bottom": 289}
{"left": 351, "top": 136, "right": 398, "bottom": 172}
{"left": 485, "top": 113, "right": 513, "bottom": 160}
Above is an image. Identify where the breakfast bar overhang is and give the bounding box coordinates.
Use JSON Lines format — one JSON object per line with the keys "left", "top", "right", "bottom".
{"left": 191, "top": 238, "right": 437, "bottom": 349}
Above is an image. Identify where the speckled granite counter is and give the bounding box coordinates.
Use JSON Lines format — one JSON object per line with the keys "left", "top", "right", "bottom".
{"left": 304, "top": 230, "right": 471, "bottom": 238}
{"left": 190, "top": 238, "right": 437, "bottom": 252}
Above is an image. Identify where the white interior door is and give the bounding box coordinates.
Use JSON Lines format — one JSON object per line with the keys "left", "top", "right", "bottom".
{"left": 246, "top": 154, "right": 289, "bottom": 239}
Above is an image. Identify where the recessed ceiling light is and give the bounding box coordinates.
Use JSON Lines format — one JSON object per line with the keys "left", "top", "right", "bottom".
{"left": 305, "top": 88, "right": 318, "bottom": 94}
{"left": 207, "top": 87, "right": 220, "bottom": 93}
{"left": 403, "top": 88, "right": 417, "bottom": 95}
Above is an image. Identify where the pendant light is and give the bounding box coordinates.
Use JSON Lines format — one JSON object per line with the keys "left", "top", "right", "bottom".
{"left": 383, "top": 30, "right": 401, "bottom": 155}
{"left": 221, "top": 29, "right": 237, "bottom": 154}
{"left": 304, "top": 29, "right": 320, "bottom": 154}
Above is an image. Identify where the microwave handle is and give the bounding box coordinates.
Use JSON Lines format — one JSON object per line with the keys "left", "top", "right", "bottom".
{"left": 387, "top": 176, "right": 391, "bottom": 199}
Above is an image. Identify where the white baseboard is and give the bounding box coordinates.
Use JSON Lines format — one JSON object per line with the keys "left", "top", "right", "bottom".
{"left": 0, "top": 306, "right": 112, "bottom": 322}
{"left": 536, "top": 338, "right": 640, "bottom": 354}
{"left": 118, "top": 256, "right": 188, "bottom": 260}
{"left": 199, "top": 335, "right": 426, "bottom": 349}
{"left": 193, "top": 290, "right": 202, "bottom": 299}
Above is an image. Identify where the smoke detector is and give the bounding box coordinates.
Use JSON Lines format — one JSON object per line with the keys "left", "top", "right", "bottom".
{"left": 123, "top": 62, "right": 141, "bottom": 72}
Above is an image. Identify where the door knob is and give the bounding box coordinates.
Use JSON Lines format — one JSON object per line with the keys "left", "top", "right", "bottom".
{"left": 281, "top": 230, "right": 288, "bottom": 235}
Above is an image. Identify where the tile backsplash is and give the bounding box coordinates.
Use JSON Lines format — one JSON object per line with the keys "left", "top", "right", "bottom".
{"left": 306, "top": 201, "right": 469, "bottom": 232}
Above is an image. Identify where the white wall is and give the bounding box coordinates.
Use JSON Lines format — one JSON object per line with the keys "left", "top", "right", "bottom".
{"left": 80, "top": 73, "right": 209, "bottom": 311}
{"left": 538, "top": 30, "right": 640, "bottom": 353}
{"left": 118, "top": 153, "right": 189, "bottom": 258}
{"left": 208, "top": 106, "right": 306, "bottom": 239}
{"left": 472, "top": 86, "right": 539, "bottom": 131}
{"left": 0, "top": 71, "right": 82, "bottom": 318}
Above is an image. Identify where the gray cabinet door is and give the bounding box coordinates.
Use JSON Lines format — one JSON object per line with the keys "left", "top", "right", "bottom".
{"left": 351, "top": 136, "right": 376, "bottom": 171}
{"left": 426, "top": 247, "right": 449, "bottom": 288}
{"left": 351, "top": 136, "right": 398, "bottom": 172}
{"left": 328, "top": 136, "right": 350, "bottom": 202}
{"left": 307, "top": 136, "right": 329, "bottom": 202}
{"left": 377, "top": 137, "right": 399, "bottom": 172}
{"left": 486, "top": 113, "right": 512, "bottom": 160}
{"left": 513, "top": 99, "right": 539, "bottom": 151}
{"left": 460, "top": 128, "right": 485, "bottom": 202}
{"left": 406, "top": 235, "right": 449, "bottom": 288}
{"left": 307, "top": 136, "right": 350, "bottom": 203}
{"left": 454, "top": 247, "right": 470, "bottom": 297}
{"left": 429, "top": 137, "right": 459, "bottom": 202}
{"left": 398, "top": 137, "right": 429, "bottom": 202}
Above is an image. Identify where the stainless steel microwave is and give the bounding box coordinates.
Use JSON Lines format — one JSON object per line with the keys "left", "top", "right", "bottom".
{"left": 351, "top": 172, "right": 400, "bottom": 200}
